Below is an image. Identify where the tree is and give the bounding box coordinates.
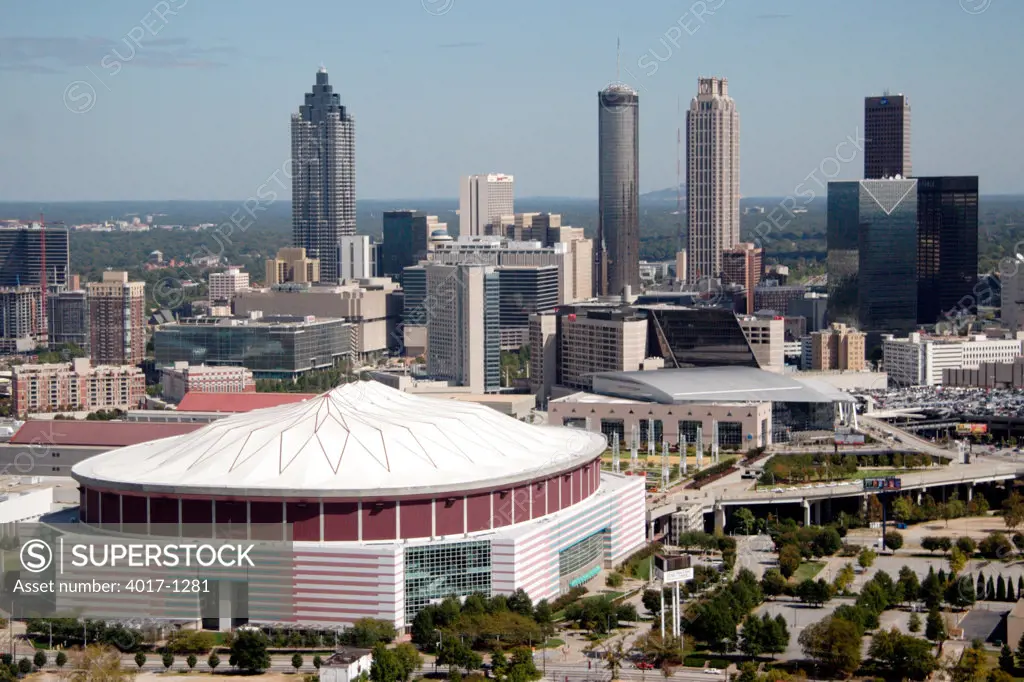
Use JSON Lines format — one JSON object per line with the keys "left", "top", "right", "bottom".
{"left": 55, "top": 652, "right": 67, "bottom": 670}
{"left": 603, "top": 641, "right": 626, "bottom": 681}
{"left": 779, "top": 544, "right": 801, "bottom": 578}
{"left": 761, "top": 569, "right": 787, "bottom": 599}
{"left": 988, "top": 576, "right": 997, "bottom": 601}
{"left": 834, "top": 563, "right": 856, "bottom": 593}
{"left": 950, "top": 546, "right": 968, "bottom": 575}
{"left": 1003, "top": 491, "right": 1024, "bottom": 530}
{"left": 925, "top": 608, "right": 947, "bottom": 642}
{"left": 605, "top": 572, "right": 624, "bottom": 588}
{"left": 229, "top": 630, "right": 270, "bottom": 674}
{"left": 207, "top": 653, "right": 220, "bottom": 672}
{"left": 67, "top": 645, "right": 136, "bottom": 681}
{"left": 957, "top": 536, "right": 978, "bottom": 556}
{"left": 998, "top": 575, "right": 1008, "bottom": 602}
{"left": 734, "top": 507, "right": 756, "bottom": 535}
{"left": 812, "top": 527, "right": 843, "bottom": 556}
{"left": 799, "top": 617, "right": 862, "bottom": 678}
{"left": 507, "top": 588, "right": 534, "bottom": 618}
{"left": 978, "top": 571, "right": 987, "bottom": 598}
{"left": 898, "top": 565, "right": 920, "bottom": 604}
{"left": 393, "top": 642, "right": 422, "bottom": 681}
{"left": 134, "top": 652, "right": 146, "bottom": 669}
{"left": 1016, "top": 631, "right": 1024, "bottom": 669}
{"left": 371, "top": 644, "right": 401, "bottom": 682}
{"left": 981, "top": 532, "right": 1014, "bottom": 559}
{"left": 858, "top": 547, "right": 877, "bottom": 570}
{"left": 162, "top": 653, "right": 174, "bottom": 671}
{"left": 908, "top": 612, "right": 922, "bottom": 633}
{"left": 314, "top": 655, "right": 323, "bottom": 670}
{"left": 348, "top": 618, "right": 399, "bottom": 647}
{"left": 186, "top": 655, "right": 197, "bottom": 671}
{"left": 884, "top": 531, "right": 904, "bottom": 551}
{"left": 1000, "top": 643, "right": 1015, "bottom": 673}
{"left": 868, "top": 628, "right": 939, "bottom": 681}
{"left": 946, "top": 574, "right": 977, "bottom": 610}
{"left": 33, "top": 651, "right": 46, "bottom": 670}
{"left": 952, "top": 642, "right": 988, "bottom": 682}
{"left": 797, "top": 579, "right": 832, "bottom": 607}
{"left": 893, "top": 496, "right": 915, "bottom": 523}
{"left": 292, "top": 653, "right": 304, "bottom": 674}
{"left": 17, "top": 658, "right": 30, "bottom": 675}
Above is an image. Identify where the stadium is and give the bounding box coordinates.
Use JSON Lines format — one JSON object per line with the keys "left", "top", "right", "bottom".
{"left": 69, "top": 381, "right": 646, "bottom": 629}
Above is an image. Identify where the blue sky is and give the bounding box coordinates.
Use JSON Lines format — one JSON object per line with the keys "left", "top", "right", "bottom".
{"left": 0, "top": 0, "right": 1020, "bottom": 201}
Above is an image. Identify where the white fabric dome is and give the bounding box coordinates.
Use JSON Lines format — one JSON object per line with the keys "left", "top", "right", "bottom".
{"left": 72, "top": 381, "right": 605, "bottom": 497}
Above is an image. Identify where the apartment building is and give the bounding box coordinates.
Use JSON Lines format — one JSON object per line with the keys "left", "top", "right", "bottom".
{"left": 160, "top": 362, "right": 256, "bottom": 402}
{"left": 265, "top": 247, "right": 321, "bottom": 286}
{"left": 810, "top": 323, "right": 866, "bottom": 371}
{"left": 13, "top": 358, "right": 145, "bottom": 416}
{"left": 87, "top": 271, "right": 146, "bottom": 366}
{"left": 209, "top": 267, "right": 250, "bottom": 302}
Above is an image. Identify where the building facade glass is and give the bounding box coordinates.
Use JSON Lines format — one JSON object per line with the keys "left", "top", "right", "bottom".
{"left": 405, "top": 540, "right": 491, "bottom": 622}
{"left": 858, "top": 179, "right": 918, "bottom": 333}
{"left": 598, "top": 85, "right": 640, "bottom": 297}
{"left": 0, "top": 227, "right": 70, "bottom": 288}
{"left": 826, "top": 182, "right": 861, "bottom": 329}
{"left": 484, "top": 270, "right": 501, "bottom": 391}
{"left": 916, "top": 176, "right": 979, "bottom": 326}
{"left": 382, "top": 211, "right": 428, "bottom": 280}
{"left": 641, "top": 306, "right": 759, "bottom": 367}
{"left": 154, "top": 317, "right": 352, "bottom": 378}
{"left": 558, "top": 531, "right": 606, "bottom": 583}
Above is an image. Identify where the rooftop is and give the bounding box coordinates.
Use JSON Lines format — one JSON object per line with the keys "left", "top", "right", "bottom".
{"left": 176, "top": 392, "right": 317, "bottom": 413}
{"left": 10, "top": 421, "right": 201, "bottom": 448}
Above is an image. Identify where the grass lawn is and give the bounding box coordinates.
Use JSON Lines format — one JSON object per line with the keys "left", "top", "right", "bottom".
{"left": 789, "top": 561, "right": 826, "bottom": 583}
{"left": 542, "top": 638, "right": 565, "bottom": 649}
{"left": 632, "top": 556, "right": 652, "bottom": 581}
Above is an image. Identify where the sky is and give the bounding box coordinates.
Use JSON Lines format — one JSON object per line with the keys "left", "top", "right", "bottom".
{"left": 0, "top": 0, "right": 1020, "bottom": 201}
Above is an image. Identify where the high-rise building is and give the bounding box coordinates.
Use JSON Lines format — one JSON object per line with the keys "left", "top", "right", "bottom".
{"left": 381, "top": 211, "right": 433, "bottom": 278}
{"left": 0, "top": 225, "right": 70, "bottom": 288}
{"left": 916, "top": 176, "right": 979, "bottom": 325}
{"left": 88, "top": 271, "right": 146, "bottom": 366}
{"left": 208, "top": 267, "right": 250, "bottom": 302}
{"left": 554, "top": 307, "right": 648, "bottom": 391}
{"left": 864, "top": 94, "right": 911, "bottom": 179}
{"left": 459, "top": 174, "right": 514, "bottom": 238}
{"left": 826, "top": 179, "right": 919, "bottom": 333}
{"left": 1003, "top": 264, "right": 1024, "bottom": 332}
{"left": 721, "top": 243, "right": 763, "bottom": 314}
{"left": 48, "top": 289, "right": 90, "bottom": 351}
{"left": 789, "top": 293, "right": 829, "bottom": 333}
{"left": 265, "top": 247, "right": 321, "bottom": 286}
{"left": 753, "top": 282, "right": 807, "bottom": 317}
{"left": 597, "top": 84, "right": 640, "bottom": 297}
{"left": 339, "top": 235, "right": 372, "bottom": 281}
{"left": 0, "top": 286, "right": 45, "bottom": 352}
{"left": 495, "top": 265, "right": 559, "bottom": 349}
{"left": 291, "top": 67, "right": 355, "bottom": 283}
{"left": 423, "top": 263, "right": 500, "bottom": 393}
{"left": 686, "top": 77, "right": 740, "bottom": 284}
{"left": 810, "top": 323, "right": 866, "bottom": 371}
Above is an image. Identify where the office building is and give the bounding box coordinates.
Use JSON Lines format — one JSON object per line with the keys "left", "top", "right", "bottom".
{"left": 233, "top": 279, "right": 401, "bottom": 358}
{"left": 864, "top": 93, "right": 911, "bottom": 179}
{"left": 883, "top": 331, "right": 1024, "bottom": 386}
{"left": 266, "top": 247, "right": 321, "bottom": 286}
{"left": 291, "top": 67, "right": 356, "bottom": 283}
{"left": 827, "top": 179, "right": 919, "bottom": 333}
{"left": 675, "top": 250, "right": 687, "bottom": 284}
{"left": 597, "top": 84, "right": 640, "bottom": 297}
{"left": 421, "top": 263, "right": 500, "bottom": 393}
{"left": 738, "top": 315, "right": 785, "bottom": 373}
{"left": 639, "top": 305, "right": 760, "bottom": 368}
{"left": 721, "top": 243, "right": 763, "bottom": 314}
{"left": 753, "top": 282, "right": 807, "bottom": 318}
{"left": 381, "top": 211, "right": 435, "bottom": 278}
{"left": 0, "top": 225, "right": 70, "bottom": 288}
{"left": 0, "top": 286, "right": 45, "bottom": 352}
{"left": 154, "top": 314, "right": 353, "bottom": 380}
{"left": 87, "top": 271, "right": 146, "bottom": 366}
{"left": 48, "top": 289, "right": 89, "bottom": 351}
{"left": 159, "top": 362, "right": 256, "bottom": 402}
{"left": 339, "top": 235, "right": 372, "bottom": 282}
{"left": 789, "top": 293, "right": 829, "bottom": 333}
{"left": 686, "top": 77, "right": 740, "bottom": 284}
{"left": 1003, "top": 263, "right": 1024, "bottom": 332}
{"left": 557, "top": 307, "right": 648, "bottom": 391}
{"left": 496, "top": 265, "right": 559, "bottom": 349}
{"left": 208, "top": 267, "right": 250, "bottom": 302}
{"left": 916, "top": 176, "right": 979, "bottom": 325}
{"left": 459, "top": 174, "right": 514, "bottom": 238}
{"left": 13, "top": 358, "right": 145, "bottom": 416}
{"left": 810, "top": 323, "right": 866, "bottom": 371}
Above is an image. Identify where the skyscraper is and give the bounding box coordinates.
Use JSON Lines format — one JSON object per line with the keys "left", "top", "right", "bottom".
{"left": 381, "top": 210, "right": 432, "bottom": 278}
{"left": 686, "top": 77, "right": 740, "bottom": 285}
{"left": 916, "top": 176, "right": 979, "bottom": 325}
{"left": 864, "top": 94, "right": 911, "bottom": 179}
{"left": 721, "top": 242, "right": 763, "bottom": 315}
{"left": 291, "top": 67, "right": 355, "bottom": 284}
{"left": 88, "top": 271, "right": 146, "bottom": 366}
{"left": 459, "top": 174, "right": 514, "bottom": 237}
{"left": 0, "top": 225, "right": 70, "bottom": 288}
{"left": 597, "top": 84, "right": 640, "bottom": 298}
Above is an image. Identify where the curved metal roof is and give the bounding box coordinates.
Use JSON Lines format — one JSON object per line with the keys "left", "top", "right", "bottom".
{"left": 72, "top": 381, "right": 604, "bottom": 498}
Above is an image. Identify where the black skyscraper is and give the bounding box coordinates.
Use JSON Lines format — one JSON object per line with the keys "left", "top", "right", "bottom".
{"left": 864, "top": 94, "right": 911, "bottom": 179}
{"left": 916, "top": 176, "right": 979, "bottom": 325}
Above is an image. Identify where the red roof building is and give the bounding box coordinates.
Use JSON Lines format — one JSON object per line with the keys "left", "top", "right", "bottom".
{"left": 10, "top": 421, "right": 201, "bottom": 448}
{"left": 175, "top": 392, "right": 318, "bottom": 413}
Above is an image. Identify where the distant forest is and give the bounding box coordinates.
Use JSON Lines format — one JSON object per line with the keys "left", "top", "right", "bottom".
{"left": 1, "top": 192, "right": 1021, "bottom": 293}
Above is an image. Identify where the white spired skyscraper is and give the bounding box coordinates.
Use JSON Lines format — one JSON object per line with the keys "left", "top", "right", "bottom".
{"left": 291, "top": 67, "right": 355, "bottom": 283}
{"left": 686, "top": 77, "right": 740, "bottom": 285}
{"left": 459, "top": 174, "right": 515, "bottom": 237}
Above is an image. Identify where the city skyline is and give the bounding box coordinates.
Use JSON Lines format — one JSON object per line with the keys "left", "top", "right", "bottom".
{"left": 1, "top": 1, "right": 1021, "bottom": 201}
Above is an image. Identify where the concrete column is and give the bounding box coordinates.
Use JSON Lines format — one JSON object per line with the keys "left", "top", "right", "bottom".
{"left": 967, "top": 484, "right": 974, "bottom": 502}
{"left": 714, "top": 505, "right": 726, "bottom": 534}
{"left": 813, "top": 500, "right": 821, "bottom": 526}
{"left": 802, "top": 499, "right": 811, "bottom": 526}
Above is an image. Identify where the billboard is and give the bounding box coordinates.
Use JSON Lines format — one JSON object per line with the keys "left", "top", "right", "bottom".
{"left": 653, "top": 554, "right": 693, "bottom": 583}
{"left": 864, "top": 477, "right": 901, "bottom": 492}
{"left": 659, "top": 567, "right": 695, "bottom": 583}
{"left": 834, "top": 432, "right": 866, "bottom": 445}
{"left": 956, "top": 423, "right": 988, "bottom": 435}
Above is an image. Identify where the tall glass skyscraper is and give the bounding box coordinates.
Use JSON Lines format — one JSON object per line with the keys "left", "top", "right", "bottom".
{"left": 916, "top": 176, "right": 979, "bottom": 325}
{"left": 291, "top": 67, "right": 355, "bottom": 284}
{"left": 827, "top": 179, "right": 919, "bottom": 334}
{"left": 597, "top": 84, "right": 639, "bottom": 298}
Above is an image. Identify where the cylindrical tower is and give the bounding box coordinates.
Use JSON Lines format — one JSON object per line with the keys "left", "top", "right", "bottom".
{"left": 598, "top": 84, "right": 640, "bottom": 298}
